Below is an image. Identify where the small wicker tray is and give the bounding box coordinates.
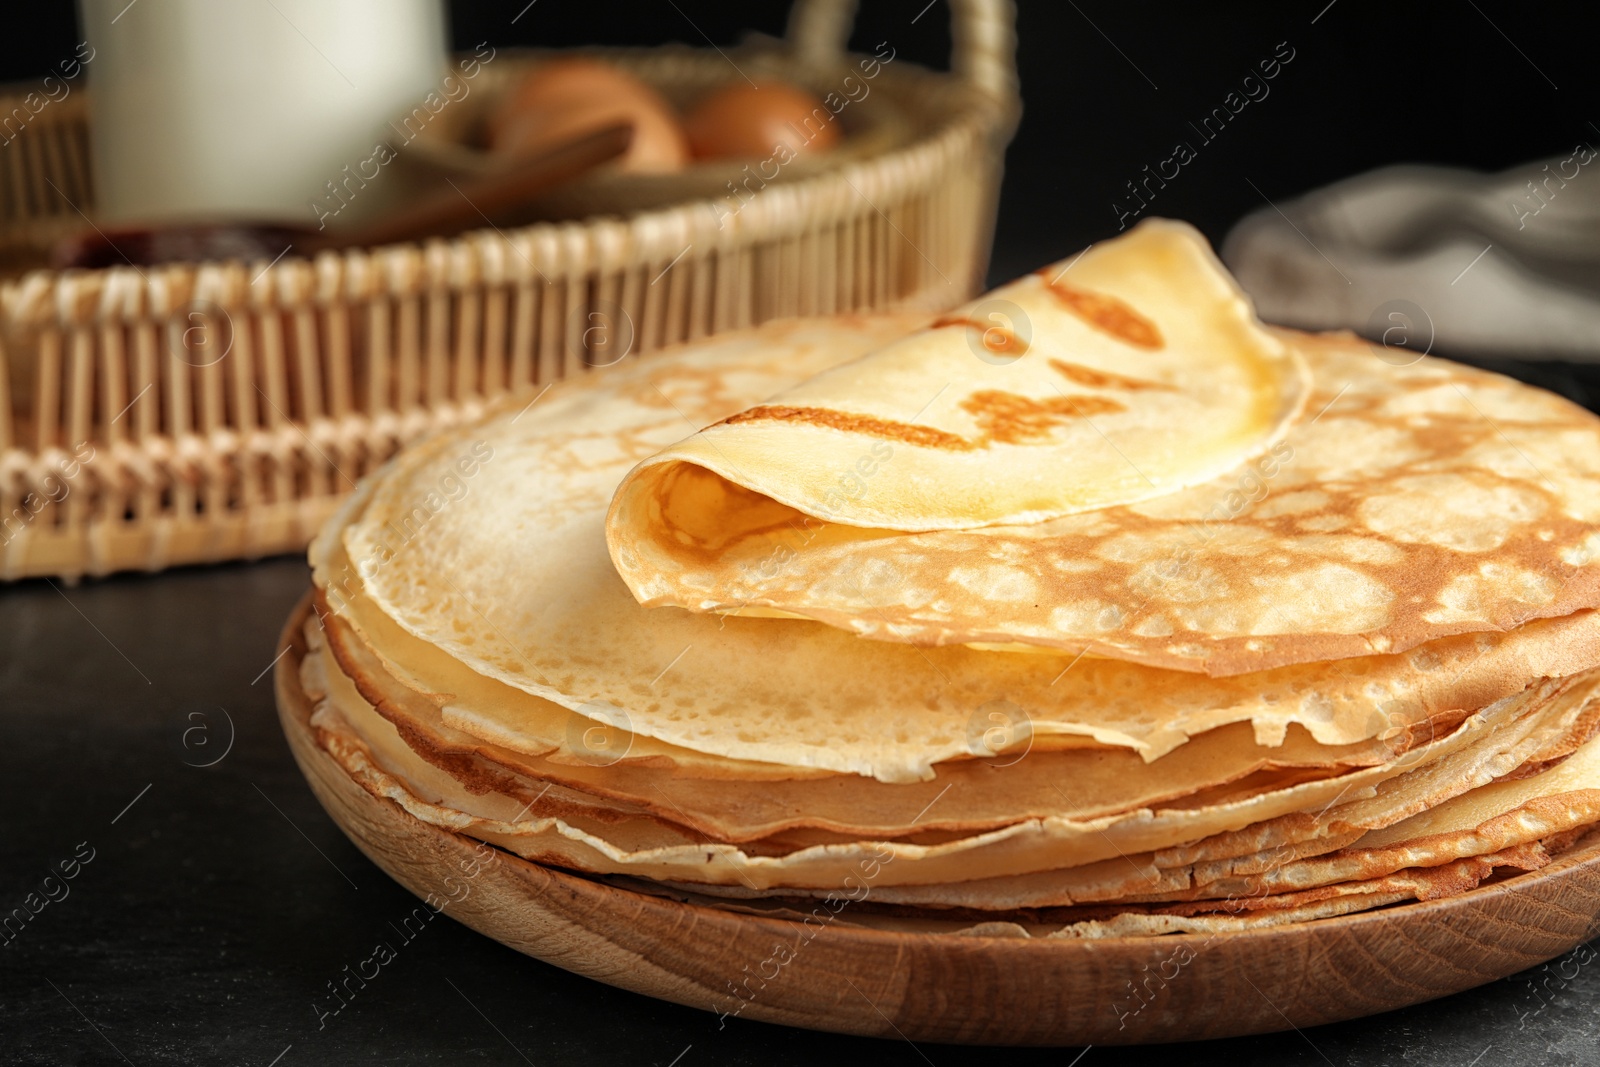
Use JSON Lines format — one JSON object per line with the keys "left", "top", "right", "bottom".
{"left": 0, "top": 0, "right": 1018, "bottom": 581}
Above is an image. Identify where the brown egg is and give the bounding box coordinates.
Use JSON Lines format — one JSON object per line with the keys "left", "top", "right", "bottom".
{"left": 488, "top": 59, "right": 688, "bottom": 173}
{"left": 683, "top": 81, "right": 841, "bottom": 161}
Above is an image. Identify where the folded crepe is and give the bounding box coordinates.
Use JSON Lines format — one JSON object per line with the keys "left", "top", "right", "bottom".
{"left": 607, "top": 220, "right": 1310, "bottom": 534}
{"left": 297, "top": 218, "right": 1600, "bottom": 938}
{"left": 607, "top": 222, "right": 1600, "bottom": 675}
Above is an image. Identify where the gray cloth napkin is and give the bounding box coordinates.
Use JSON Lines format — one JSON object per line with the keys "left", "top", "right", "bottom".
{"left": 1222, "top": 144, "right": 1600, "bottom": 361}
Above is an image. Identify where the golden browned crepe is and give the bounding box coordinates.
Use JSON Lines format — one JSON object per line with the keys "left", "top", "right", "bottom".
{"left": 608, "top": 221, "right": 1310, "bottom": 534}
{"left": 296, "top": 222, "right": 1600, "bottom": 935}
{"left": 608, "top": 230, "right": 1600, "bottom": 676}
{"left": 301, "top": 616, "right": 1600, "bottom": 903}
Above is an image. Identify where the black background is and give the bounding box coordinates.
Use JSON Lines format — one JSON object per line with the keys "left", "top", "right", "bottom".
{"left": 4, "top": 2, "right": 1600, "bottom": 1065}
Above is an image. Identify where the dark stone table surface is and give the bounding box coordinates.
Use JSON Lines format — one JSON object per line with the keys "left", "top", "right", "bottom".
{"left": 5, "top": 360, "right": 1600, "bottom": 1067}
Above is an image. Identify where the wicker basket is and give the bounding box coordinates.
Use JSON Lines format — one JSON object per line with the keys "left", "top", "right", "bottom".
{"left": 0, "top": 0, "right": 1018, "bottom": 581}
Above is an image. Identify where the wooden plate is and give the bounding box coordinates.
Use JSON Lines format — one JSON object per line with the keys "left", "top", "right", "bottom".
{"left": 275, "top": 596, "right": 1600, "bottom": 1046}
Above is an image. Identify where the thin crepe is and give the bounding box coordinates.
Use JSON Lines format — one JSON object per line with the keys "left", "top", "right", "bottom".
{"left": 608, "top": 262, "right": 1600, "bottom": 678}
{"left": 647, "top": 677, "right": 1600, "bottom": 908}
{"left": 313, "top": 607, "right": 1449, "bottom": 842}
{"left": 318, "top": 316, "right": 1600, "bottom": 782}
{"left": 303, "top": 616, "right": 1598, "bottom": 889}
{"left": 607, "top": 219, "right": 1309, "bottom": 534}
{"left": 638, "top": 838, "right": 1573, "bottom": 938}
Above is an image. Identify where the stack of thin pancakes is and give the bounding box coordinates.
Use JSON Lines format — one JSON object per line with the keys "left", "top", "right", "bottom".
{"left": 299, "top": 220, "right": 1600, "bottom": 938}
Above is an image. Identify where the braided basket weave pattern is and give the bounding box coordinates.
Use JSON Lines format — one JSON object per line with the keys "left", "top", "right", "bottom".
{"left": 0, "top": 0, "right": 1017, "bottom": 580}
